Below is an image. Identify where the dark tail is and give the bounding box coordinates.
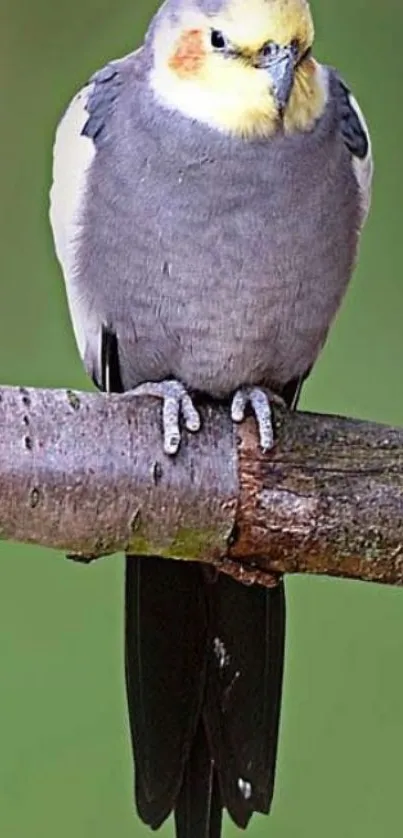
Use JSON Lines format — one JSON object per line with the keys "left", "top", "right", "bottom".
{"left": 175, "top": 720, "right": 222, "bottom": 838}
{"left": 125, "top": 556, "right": 285, "bottom": 836}
{"left": 99, "top": 326, "right": 300, "bottom": 836}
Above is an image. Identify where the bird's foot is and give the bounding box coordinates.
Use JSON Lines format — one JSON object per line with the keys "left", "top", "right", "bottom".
{"left": 231, "top": 386, "right": 285, "bottom": 452}
{"left": 128, "top": 379, "right": 201, "bottom": 455}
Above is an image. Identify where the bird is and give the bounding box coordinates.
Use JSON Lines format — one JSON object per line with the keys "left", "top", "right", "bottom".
{"left": 49, "top": 0, "right": 373, "bottom": 836}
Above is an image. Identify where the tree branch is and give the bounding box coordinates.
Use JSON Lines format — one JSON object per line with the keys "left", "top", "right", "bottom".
{"left": 1, "top": 385, "right": 402, "bottom": 587}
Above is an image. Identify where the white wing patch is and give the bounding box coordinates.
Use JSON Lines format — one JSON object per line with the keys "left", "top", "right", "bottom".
{"left": 348, "top": 92, "right": 373, "bottom": 228}
{"left": 49, "top": 85, "right": 96, "bottom": 359}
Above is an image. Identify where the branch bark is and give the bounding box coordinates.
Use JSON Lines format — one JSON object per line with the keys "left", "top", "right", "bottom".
{"left": 0, "top": 385, "right": 402, "bottom": 587}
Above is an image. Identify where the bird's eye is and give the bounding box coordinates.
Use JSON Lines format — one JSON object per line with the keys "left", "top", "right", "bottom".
{"left": 211, "top": 29, "right": 226, "bottom": 50}
{"left": 260, "top": 41, "right": 280, "bottom": 60}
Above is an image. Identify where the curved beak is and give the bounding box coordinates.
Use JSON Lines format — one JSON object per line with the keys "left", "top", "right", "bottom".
{"left": 258, "top": 45, "right": 296, "bottom": 114}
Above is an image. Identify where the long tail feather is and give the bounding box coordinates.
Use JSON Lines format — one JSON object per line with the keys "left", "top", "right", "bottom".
{"left": 203, "top": 575, "right": 285, "bottom": 827}
{"left": 125, "top": 559, "right": 285, "bottom": 835}
{"left": 175, "top": 721, "right": 222, "bottom": 838}
{"left": 125, "top": 556, "right": 207, "bottom": 829}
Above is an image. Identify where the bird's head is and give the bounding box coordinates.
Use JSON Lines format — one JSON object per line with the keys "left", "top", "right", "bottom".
{"left": 149, "top": 0, "right": 327, "bottom": 138}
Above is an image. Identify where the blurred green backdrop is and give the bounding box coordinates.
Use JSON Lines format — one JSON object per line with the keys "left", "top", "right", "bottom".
{"left": 1, "top": 1, "right": 402, "bottom": 836}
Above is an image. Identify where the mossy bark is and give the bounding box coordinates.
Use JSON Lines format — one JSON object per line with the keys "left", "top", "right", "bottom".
{"left": 0, "top": 386, "right": 402, "bottom": 587}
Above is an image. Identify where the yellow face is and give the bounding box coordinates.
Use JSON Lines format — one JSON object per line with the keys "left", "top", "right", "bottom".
{"left": 150, "top": 0, "right": 327, "bottom": 138}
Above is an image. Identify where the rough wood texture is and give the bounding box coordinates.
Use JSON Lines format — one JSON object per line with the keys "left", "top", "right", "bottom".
{"left": 0, "top": 385, "right": 402, "bottom": 587}
{"left": 231, "top": 413, "right": 403, "bottom": 586}
{"left": 0, "top": 386, "right": 238, "bottom": 562}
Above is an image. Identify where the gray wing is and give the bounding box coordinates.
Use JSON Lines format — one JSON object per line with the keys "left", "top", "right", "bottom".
{"left": 49, "top": 53, "right": 134, "bottom": 384}
{"left": 279, "top": 75, "right": 373, "bottom": 402}
{"left": 334, "top": 73, "right": 373, "bottom": 228}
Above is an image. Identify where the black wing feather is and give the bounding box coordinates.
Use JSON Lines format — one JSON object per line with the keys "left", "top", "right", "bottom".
{"left": 336, "top": 76, "right": 369, "bottom": 160}
{"left": 100, "top": 324, "right": 123, "bottom": 392}
{"left": 81, "top": 63, "right": 121, "bottom": 145}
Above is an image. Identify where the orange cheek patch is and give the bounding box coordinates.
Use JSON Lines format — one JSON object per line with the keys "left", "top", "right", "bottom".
{"left": 302, "top": 56, "right": 316, "bottom": 80}
{"left": 169, "top": 29, "right": 206, "bottom": 77}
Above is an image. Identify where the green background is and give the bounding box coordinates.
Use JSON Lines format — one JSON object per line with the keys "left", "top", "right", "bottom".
{"left": 1, "top": 1, "right": 402, "bottom": 836}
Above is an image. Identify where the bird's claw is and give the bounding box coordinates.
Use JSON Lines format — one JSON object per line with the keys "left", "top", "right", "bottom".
{"left": 231, "top": 386, "right": 284, "bottom": 451}
{"left": 128, "top": 379, "right": 201, "bottom": 455}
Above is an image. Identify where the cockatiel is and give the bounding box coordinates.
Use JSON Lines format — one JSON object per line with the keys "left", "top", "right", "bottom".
{"left": 49, "top": 0, "right": 373, "bottom": 836}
